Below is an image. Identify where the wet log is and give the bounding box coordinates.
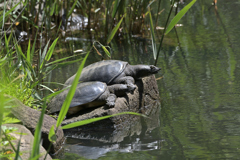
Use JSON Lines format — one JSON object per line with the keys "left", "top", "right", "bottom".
{"left": 10, "top": 99, "right": 65, "bottom": 154}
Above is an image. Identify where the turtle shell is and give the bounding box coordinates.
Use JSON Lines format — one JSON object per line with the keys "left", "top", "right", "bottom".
{"left": 47, "top": 81, "right": 107, "bottom": 114}
{"left": 65, "top": 60, "right": 128, "bottom": 86}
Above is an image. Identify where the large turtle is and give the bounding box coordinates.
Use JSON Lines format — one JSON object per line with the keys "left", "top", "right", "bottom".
{"left": 64, "top": 60, "right": 161, "bottom": 91}
{"left": 47, "top": 81, "right": 128, "bottom": 116}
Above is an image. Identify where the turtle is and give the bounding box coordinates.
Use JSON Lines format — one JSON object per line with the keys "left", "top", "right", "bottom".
{"left": 64, "top": 60, "right": 161, "bottom": 91}
{"left": 47, "top": 81, "right": 128, "bottom": 116}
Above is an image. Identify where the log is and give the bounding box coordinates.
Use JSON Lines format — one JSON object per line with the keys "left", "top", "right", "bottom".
{"left": 63, "top": 75, "right": 161, "bottom": 143}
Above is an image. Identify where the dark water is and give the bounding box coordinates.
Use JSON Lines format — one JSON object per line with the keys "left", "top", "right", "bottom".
{"left": 49, "top": 1, "right": 240, "bottom": 159}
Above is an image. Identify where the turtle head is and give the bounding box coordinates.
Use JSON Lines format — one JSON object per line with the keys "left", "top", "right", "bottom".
{"left": 134, "top": 65, "right": 161, "bottom": 79}
{"left": 149, "top": 65, "right": 161, "bottom": 74}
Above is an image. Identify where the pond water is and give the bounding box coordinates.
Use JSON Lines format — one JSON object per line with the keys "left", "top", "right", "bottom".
{"left": 48, "top": 1, "right": 240, "bottom": 159}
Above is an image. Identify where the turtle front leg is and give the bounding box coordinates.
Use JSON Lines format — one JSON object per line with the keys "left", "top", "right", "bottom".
{"left": 115, "top": 76, "right": 136, "bottom": 92}
{"left": 108, "top": 84, "right": 129, "bottom": 97}
{"left": 106, "top": 94, "right": 117, "bottom": 107}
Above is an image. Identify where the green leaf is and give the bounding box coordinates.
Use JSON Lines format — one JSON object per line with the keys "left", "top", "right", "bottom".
{"left": 15, "top": 135, "right": 22, "bottom": 160}
{"left": 45, "top": 37, "right": 59, "bottom": 61}
{"left": 148, "top": 7, "right": 157, "bottom": 60}
{"left": 93, "top": 41, "right": 111, "bottom": 58}
{"left": 61, "top": 112, "right": 147, "bottom": 129}
{"left": 40, "top": 40, "right": 50, "bottom": 70}
{"left": 46, "top": 54, "right": 83, "bottom": 66}
{"left": 31, "top": 28, "right": 38, "bottom": 57}
{"left": 45, "top": 86, "right": 70, "bottom": 100}
{"left": 39, "top": 84, "right": 55, "bottom": 93}
{"left": 165, "top": 0, "right": 197, "bottom": 35}
{"left": 4, "top": 34, "right": 8, "bottom": 53}
{"left": 50, "top": 1, "right": 56, "bottom": 16}
{"left": 0, "top": 95, "right": 4, "bottom": 127}
{"left": 48, "top": 125, "right": 56, "bottom": 143}
{"left": 112, "top": 0, "right": 120, "bottom": 18}
{"left": 0, "top": 2, "right": 20, "bottom": 25}
{"left": 31, "top": 102, "right": 47, "bottom": 159}
{"left": 27, "top": 40, "right": 31, "bottom": 63}
{"left": 107, "top": 14, "right": 125, "bottom": 44}
{"left": 56, "top": 52, "right": 89, "bottom": 127}
{"left": 67, "top": 0, "right": 79, "bottom": 18}
{"left": 101, "top": 45, "right": 111, "bottom": 58}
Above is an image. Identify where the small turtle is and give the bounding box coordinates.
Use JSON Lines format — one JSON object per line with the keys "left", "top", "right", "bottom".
{"left": 64, "top": 60, "right": 161, "bottom": 91}
{"left": 47, "top": 81, "right": 128, "bottom": 115}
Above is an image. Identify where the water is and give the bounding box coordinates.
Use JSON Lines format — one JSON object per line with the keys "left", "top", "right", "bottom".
{"left": 48, "top": 1, "right": 240, "bottom": 159}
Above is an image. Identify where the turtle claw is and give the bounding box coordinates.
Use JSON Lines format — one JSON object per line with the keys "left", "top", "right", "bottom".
{"left": 106, "top": 94, "right": 116, "bottom": 107}
{"left": 127, "top": 84, "right": 136, "bottom": 93}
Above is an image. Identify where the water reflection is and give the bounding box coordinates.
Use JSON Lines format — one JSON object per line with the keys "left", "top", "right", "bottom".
{"left": 49, "top": 0, "right": 240, "bottom": 159}
{"left": 62, "top": 101, "right": 161, "bottom": 159}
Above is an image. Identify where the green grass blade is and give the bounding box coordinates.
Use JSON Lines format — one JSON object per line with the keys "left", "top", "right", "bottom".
{"left": 30, "top": 101, "right": 47, "bottom": 159}
{"left": 165, "top": 0, "right": 196, "bottom": 35}
{"left": 50, "top": 58, "right": 84, "bottom": 68}
{"left": 61, "top": 112, "right": 147, "bottom": 129}
{"left": 30, "top": 28, "right": 39, "bottom": 58}
{"left": 48, "top": 125, "right": 56, "bottom": 143}
{"left": 1, "top": 0, "right": 6, "bottom": 30}
{"left": 101, "top": 45, "right": 111, "bottom": 58}
{"left": 14, "top": 135, "right": 22, "bottom": 160}
{"left": 27, "top": 40, "right": 31, "bottom": 63}
{"left": 45, "top": 38, "right": 59, "bottom": 61}
{"left": 93, "top": 41, "right": 111, "bottom": 58}
{"left": 40, "top": 40, "right": 50, "bottom": 70}
{"left": 67, "top": 0, "right": 79, "bottom": 18}
{"left": 0, "top": 2, "right": 20, "bottom": 25}
{"left": 39, "top": 84, "right": 55, "bottom": 93}
{"left": 15, "top": 45, "right": 34, "bottom": 81}
{"left": 112, "top": 0, "right": 120, "bottom": 18}
{"left": 45, "top": 86, "right": 70, "bottom": 100}
{"left": 148, "top": 7, "right": 157, "bottom": 60}
{"left": 46, "top": 54, "right": 83, "bottom": 66}
{"left": 56, "top": 52, "right": 89, "bottom": 127}
{"left": 4, "top": 34, "right": 9, "bottom": 53}
{"left": 50, "top": 1, "right": 56, "bottom": 16}
{"left": 107, "top": 14, "right": 125, "bottom": 44}
{"left": 0, "top": 95, "right": 4, "bottom": 135}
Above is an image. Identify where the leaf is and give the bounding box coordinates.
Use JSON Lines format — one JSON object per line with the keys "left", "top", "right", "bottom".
{"left": 48, "top": 125, "right": 56, "bottom": 143}
{"left": 45, "top": 37, "right": 59, "bottom": 61}
{"left": 67, "top": 0, "right": 79, "bottom": 18}
{"left": 93, "top": 41, "right": 111, "bottom": 58}
{"left": 39, "top": 84, "right": 55, "bottom": 93}
{"left": 0, "top": 2, "right": 20, "bottom": 25}
{"left": 44, "top": 86, "right": 70, "bottom": 100}
{"left": 56, "top": 52, "right": 89, "bottom": 127}
{"left": 107, "top": 14, "right": 125, "bottom": 44}
{"left": 14, "top": 135, "right": 22, "bottom": 160}
{"left": 46, "top": 54, "right": 83, "bottom": 66}
{"left": 112, "top": 0, "right": 120, "bottom": 18}
{"left": 101, "top": 45, "right": 111, "bottom": 58}
{"left": 61, "top": 112, "right": 147, "bottom": 129}
{"left": 27, "top": 40, "right": 31, "bottom": 63}
{"left": 0, "top": 95, "right": 4, "bottom": 127}
{"left": 148, "top": 7, "right": 157, "bottom": 60}
{"left": 165, "top": 0, "right": 197, "bottom": 35}
{"left": 30, "top": 102, "right": 47, "bottom": 159}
